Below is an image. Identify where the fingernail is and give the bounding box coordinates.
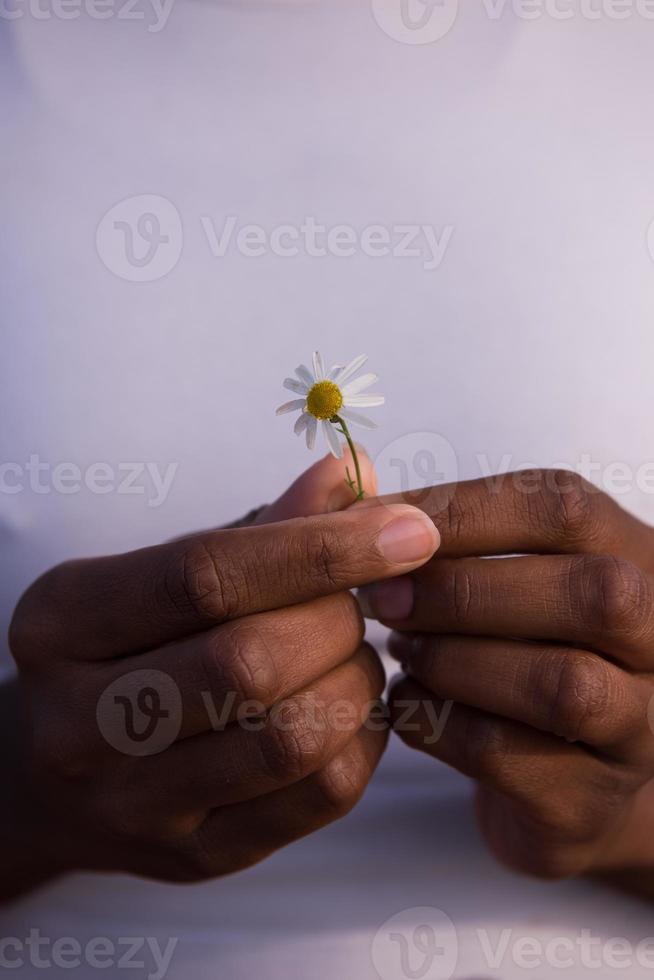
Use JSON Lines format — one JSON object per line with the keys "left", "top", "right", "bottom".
{"left": 378, "top": 508, "right": 439, "bottom": 565}
{"left": 357, "top": 577, "right": 414, "bottom": 621}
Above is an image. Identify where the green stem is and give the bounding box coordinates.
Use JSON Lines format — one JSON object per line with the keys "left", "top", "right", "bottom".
{"left": 333, "top": 415, "right": 365, "bottom": 500}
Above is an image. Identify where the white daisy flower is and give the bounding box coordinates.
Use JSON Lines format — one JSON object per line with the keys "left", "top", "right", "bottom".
{"left": 276, "top": 351, "right": 384, "bottom": 456}
{"left": 276, "top": 351, "right": 384, "bottom": 500}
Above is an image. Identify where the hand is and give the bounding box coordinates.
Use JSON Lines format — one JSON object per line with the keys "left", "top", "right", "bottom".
{"left": 2, "top": 453, "right": 439, "bottom": 900}
{"left": 360, "top": 469, "right": 654, "bottom": 886}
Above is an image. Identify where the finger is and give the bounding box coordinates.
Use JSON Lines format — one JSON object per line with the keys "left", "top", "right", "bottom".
{"left": 256, "top": 449, "right": 377, "bottom": 523}
{"left": 142, "top": 644, "right": 386, "bottom": 811}
{"left": 359, "top": 554, "right": 654, "bottom": 667}
{"left": 15, "top": 502, "right": 438, "bottom": 661}
{"left": 98, "top": 592, "right": 365, "bottom": 742}
{"left": 388, "top": 676, "right": 640, "bottom": 862}
{"left": 186, "top": 722, "right": 388, "bottom": 878}
{"left": 372, "top": 469, "right": 653, "bottom": 565}
{"left": 388, "top": 633, "right": 653, "bottom": 762}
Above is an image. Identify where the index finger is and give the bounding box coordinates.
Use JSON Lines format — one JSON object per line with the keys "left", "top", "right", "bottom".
{"left": 13, "top": 503, "right": 439, "bottom": 660}
{"left": 372, "top": 469, "right": 651, "bottom": 564}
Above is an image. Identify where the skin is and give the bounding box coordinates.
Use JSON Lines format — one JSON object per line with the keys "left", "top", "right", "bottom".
{"left": 358, "top": 468, "right": 654, "bottom": 898}
{"left": 6, "top": 461, "right": 654, "bottom": 901}
{"left": 0, "top": 450, "right": 439, "bottom": 902}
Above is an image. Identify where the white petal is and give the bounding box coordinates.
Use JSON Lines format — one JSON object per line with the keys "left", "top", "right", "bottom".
{"left": 322, "top": 420, "right": 343, "bottom": 458}
{"left": 328, "top": 364, "right": 344, "bottom": 380}
{"left": 340, "top": 407, "right": 378, "bottom": 430}
{"left": 276, "top": 399, "right": 305, "bottom": 415}
{"left": 294, "top": 413, "right": 310, "bottom": 436}
{"left": 283, "top": 377, "right": 309, "bottom": 395}
{"left": 295, "top": 364, "right": 314, "bottom": 386}
{"left": 312, "top": 351, "right": 325, "bottom": 380}
{"left": 343, "top": 394, "right": 385, "bottom": 408}
{"left": 306, "top": 417, "right": 318, "bottom": 450}
{"left": 341, "top": 373, "right": 378, "bottom": 396}
{"left": 335, "top": 354, "right": 367, "bottom": 386}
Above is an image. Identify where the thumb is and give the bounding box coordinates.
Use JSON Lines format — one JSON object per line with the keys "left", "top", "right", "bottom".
{"left": 256, "top": 449, "right": 377, "bottom": 524}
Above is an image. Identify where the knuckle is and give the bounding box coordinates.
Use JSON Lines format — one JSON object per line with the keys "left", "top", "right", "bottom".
{"left": 503, "top": 840, "right": 584, "bottom": 880}
{"left": 9, "top": 562, "right": 76, "bottom": 662}
{"left": 261, "top": 695, "right": 327, "bottom": 781}
{"left": 102, "top": 775, "right": 199, "bottom": 847}
{"left": 442, "top": 563, "right": 474, "bottom": 624}
{"left": 478, "top": 796, "right": 592, "bottom": 880}
{"left": 160, "top": 539, "right": 241, "bottom": 625}
{"left": 298, "top": 520, "right": 354, "bottom": 592}
{"left": 183, "top": 819, "right": 271, "bottom": 880}
{"left": 32, "top": 723, "right": 93, "bottom": 785}
{"left": 463, "top": 713, "right": 511, "bottom": 783}
{"left": 312, "top": 743, "right": 371, "bottom": 818}
{"left": 540, "top": 650, "right": 610, "bottom": 743}
{"left": 584, "top": 556, "right": 651, "bottom": 638}
{"left": 441, "top": 489, "right": 475, "bottom": 544}
{"left": 163, "top": 832, "right": 221, "bottom": 882}
{"left": 178, "top": 830, "right": 231, "bottom": 881}
{"left": 355, "top": 643, "right": 387, "bottom": 700}
{"left": 331, "top": 591, "right": 366, "bottom": 649}
{"left": 148, "top": 812, "right": 202, "bottom": 848}
{"left": 540, "top": 470, "right": 604, "bottom": 547}
{"left": 532, "top": 796, "right": 614, "bottom": 852}
{"left": 211, "top": 623, "right": 279, "bottom": 706}
{"left": 528, "top": 771, "right": 630, "bottom": 852}
{"left": 183, "top": 850, "right": 223, "bottom": 881}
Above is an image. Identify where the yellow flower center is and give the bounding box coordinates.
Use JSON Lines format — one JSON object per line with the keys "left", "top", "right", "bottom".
{"left": 306, "top": 380, "right": 343, "bottom": 420}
